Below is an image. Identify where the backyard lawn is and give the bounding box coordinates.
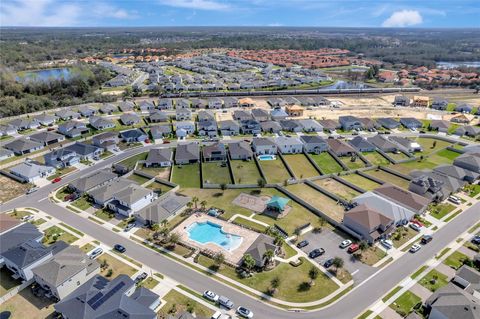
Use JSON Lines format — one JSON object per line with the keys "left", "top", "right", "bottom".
{"left": 0, "top": 267, "right": 22, "bottom": 297}
{"left": 283, "top": 154, "right": 320, "bottom": 178}
{"left": 309, "top": 152, "right": 343, "bottom": 175}
{"left": 158, "top": 289, "right": 214, "bottom": 318}
{"left": 389, "top": 291, "right": 421, "bottom": 317}
{"left": 444, "top": 250, "right": 470, "bottom": 270}
{"left": 259, "top": 158, "right": 292, "bottom": 184}
{"left": 339, "top": 157, "right": 366, "bottom": 170}
{"left": 429, "top": 203, "right": 456, "bottom": 220}
{"left": 98, "top": 253, "right": 137, "bottom": 278}
{"left": 0, "top": 288, "right": 55, "bottom": 319}
{"left": 146, "top": 181, "right": 173, "bottom": 193}
{"left": 202, "top": 162, "right": 232, "bottom": 185}
{"left": 388, "top": 152, "right": 410, "bottom": 161}
{"left": 42, "top": 226, "right": 79, "bottom": 246}
{"left": 362, "top": 151, "right": 390, "bottom": 166}
{"left": 340, "top": 173, "right": 382, "bottom": 191}
{"left": 314, "top": 178, "right": 361, "bottom": 201}
{"left": 428, "top": 148, "right": 461, "bottom": 165}
{"left": 127, "top": 173, "right": 151, "bottom": 185}
{"left": 231, "top": 160, "right": 262, "bottom": 184}
{"left": 419, "top": 269, "right": 449, "bottom": 292}
{"left": 172, "top": 164, "right": 201, "bottom": 188}
{"left": 392, "top": 159, "right": 437, "bottom": 175}
{"left": 365, "top": 169, "right": 411, "bottom": 189}
{"left": 137, "top": 164, "right": 171, "bottom": 179}
{"left": 117, "top": 152, "right": 148, "bottom": 170}
{"left": 197, "top": 256, "right": 339, "bottom": 303}
{"left": 415, "top": 138, "right": 452, "bottom": 155}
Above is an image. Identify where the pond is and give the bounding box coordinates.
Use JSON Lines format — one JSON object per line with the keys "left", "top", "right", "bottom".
{"left": 16, "top": 68, "right": 73, "bottom": 83}
{"left": 319, "top": 80, "right": 370, "bottom": 90}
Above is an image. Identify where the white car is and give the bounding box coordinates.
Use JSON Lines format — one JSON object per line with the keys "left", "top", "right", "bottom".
{"left": 21, "top": 215, "right": 34, "bottom": 222}
{"left": 203, "top": 290, "right": 219, "bottom": 302}
{"left": 381, "top": 239, "right": 393, "bottom": 249}
{"left": 339, "top": 240, "right": 352, "bottom": 249}
{"left": 410, "top": 244, "right": 421, "bottom": 253}
{"left": 88, "top": 247, "right": 103, "bottom": 259}
{"left": 409, "top": 223, "right": 422, "bottom": 232}
{"left": 236, "top": 306, "right": 254, "bottom": 318}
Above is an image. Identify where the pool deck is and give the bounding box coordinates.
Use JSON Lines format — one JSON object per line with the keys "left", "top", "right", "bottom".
{"left": 174, "top": 214, "right": 260, "bottom": 265}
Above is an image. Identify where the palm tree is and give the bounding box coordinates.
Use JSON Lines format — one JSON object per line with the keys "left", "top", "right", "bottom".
{"left": 263, "top": 249, "right": 275, "bottom": 267}
{"left": 220, "top": 183, "right": 227, "bottom": 193}
{"left": 332, "top": 257, "right": 344, "bottom": 273}
{"left": 186, "top": 201, "right": 193, "bottom": 210}
{"left": 167, "top": 232, "right": 180, "bottom": 247}
{"left": 308, "top": 267, "right": 319, "bottom": 286}
{"left": 200, "top": 200, "right": 207, "bottom": 210}
{"left": 160, "top": 219, "right": 168, "bottom": 228}
{"left": 242, "top": 254, "right": 256, "bottom": 271}
{"left": 257, "top": 178, "right": 266, "bottom": 188}
{"left": 270, "top": 276, "right": 280, "bottom": 295}
{"left": 192, "top": 196, "right": 199, "bottom": 209}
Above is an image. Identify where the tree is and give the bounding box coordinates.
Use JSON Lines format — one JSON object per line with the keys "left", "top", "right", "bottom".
{"left": 150, "top": 223, "right": 160, "bottom": 231}
{"left": 123, "top": 87, "right": 133, "bottom": 98}
{"left": 192, "top": 196, "right": 199, "bottom": 209}
{"left": 200, "top": 200, "right": 207, "bottom": 210}
{"left": 160, "top": 219, "right": 168, "bottom": 228}
{"left": 332, "top": 257, "right": 344, "bottom": 272}
{"left": 242, "top": 254, "right": 256, "bottom": 271}
{"left": 359, "top": 241, "right": 369, "bottom": 252}
{"left": 309, "top": 267, "right": 319, "bottom": 280}
{"left": 186, "top": 201, "right": 193, "bottom": 210}
{"left": 213, "top": 252, "right": 225, "bottom": 269}
{"left": 432, "top": 140, "right": 437, "bottom": 149}
{"left": 257, "top": 178, "right": 266, "bottom": 188}
{"left": 263, "top": 249, "right": 275, "bottom": 266}
{"left": 220, "top": 183, "right": 227, "bottom": 193}
{"left": 167, "top": 232, "right": 180, "bottom": 247}
{"left": 269, "top": 276, "right": 280, "bottom": 295}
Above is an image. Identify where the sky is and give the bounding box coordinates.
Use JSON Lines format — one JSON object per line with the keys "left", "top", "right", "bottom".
{"left": 1, "top": 0, "right": 479, "bottom": 28}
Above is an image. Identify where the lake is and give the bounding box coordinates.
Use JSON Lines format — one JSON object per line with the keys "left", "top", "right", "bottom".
{"left": 436, "top": 61, "right": 480, "bottom": 69}
{"left": 16, "top": 68, "right": 73, "bottom": 83}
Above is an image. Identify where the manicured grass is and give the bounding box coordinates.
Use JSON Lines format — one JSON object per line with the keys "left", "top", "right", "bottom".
{"left": 98, "top": 254, "right": 137, "bottom": 278}
{"left": 80, "top": 243, "right": 95, "bottom": 253}
{"left": 259, "top": 158, "right": 291, "bottom": 184}
{"left": 233, "top": 216, "right": 268, "bottom": 233}
{"left": 389, "top": 290, "right": 421, "bottom": 317}
{"left": 365, "top": 169, "right": 410, "bottom": 189}
{"left": 127, "top": 173, "right": 151, "bottom": 185}
{"left": 428, "top": 149, "right": 461, "bottom": 165}
{"left": 100, "top": 150, "right": 113, "bottom": 159}
{"left": 202, "top": 161, "right": 232, "bottom": 185}
{"left": 139, "top": 277, "right": 159, "bottom": 289}
{"left": 465, "top": 184, "right": 480, "bottom": 198}
{"left": 158, "top": 289, "right": 214, "bottom": 318}
{"left": 388, "top": 152, "right": 410, "bottom": 161}
{"left": 357, "top": 246, "right": 387, "bottom": 266}
{"left": 42, "top": 226, "right": 79, "bottom": 246}
{"left": 31, "top": 218, "right": 47, "bottom": 226}
{"left": 429, "top": 203, "right": 456, "bottom": 220}
{"left": 411, "top": 266, "right": 428, "bottom": 279}
{"left": 415, "top": 138, "right": 452, "bottom": 155}
{"left": 444, "top": 209, "right": 462, "bottom": 222}
{"left": 197, "top": 256, "right": 339, "bottom": 303}
{"left": 341, "top": 173, "right": 382, "bottom": 191}
{"left": 310, "top": 152, "right": 343, "bottom": 174}
{"left": 8, "top": 210, "right": 32, "bottom": 220}
{"left": 55, "top": 186, "right": 73, "bottom": 201}
{"left": 340, "top": 157, "right": 365, "bottom": 170}
{"left": 71, "top": 196, "right": 93, "bottom": 211}
{"left": 283, "top": 154, "right": 320, "bottom": 178}
{"left": 382, "top": 286, "right": 402, "bottom": 302}
{"left": 362, "top": 151, "right": 390, "bottom": 166}
{"left": 392, "top": 159, "right": 437, "bottom": 175}
{"left": 94, "top": 208, "right": 115, "bottom": 221}
{"left": 59, "top": 223, "right": 84, "bottom": 236}
{"left": 419, "top": 269, "right": 449, "bottom": 292}
{"left": 391, "top": 227, "right": 418, "bottom": 248}
{"left": 172, "top": 163, "right": 201, "bottom": 188}
{"left": 231, "top": 160, "right": 262, "bottom": 184}
{"left": 436, "top": 248, "right": 451, "bottom": 260}
{"left": 444, "top": 250, "right": 469, "bottom": 270}
{"left": 314, "top": 178, "right": 361, "bottom": 201}
{"left": 117, "top": 152, "right": 148, "bottom": 170}
{"left": 46, "top": 166, "right": 77, "bottom": 181}
{"left": 146, "top": 181, "right": 173, "bottom": 193}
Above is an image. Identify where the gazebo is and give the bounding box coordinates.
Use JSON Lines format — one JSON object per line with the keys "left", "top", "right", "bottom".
{"left": 266, "top": 196, "right": 290, "bottom": 213}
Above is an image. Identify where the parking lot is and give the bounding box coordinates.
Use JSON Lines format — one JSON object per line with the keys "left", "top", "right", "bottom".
{"left": 300, "top": 228, "right": 376, "bottom": 283}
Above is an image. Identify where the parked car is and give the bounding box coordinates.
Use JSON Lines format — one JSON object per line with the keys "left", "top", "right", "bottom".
{"left": 26, "top": 187, "right": 39, "bottom": 194}
{"left": 47, "top": 127, "right": 55, "bottom": 131}
{"left": 380, "top": 239, "right": 393, "bottom": 249}
{"left": 308, "top": 248, "right": 325, "bottom": 259}
{"left": 89, "top": 247, "right": 103, "bottom": 259}
{"left": 124, "top": 222, "right": 135, "bottom": 232}
{"left": 114, "top": 244, "right": 126, "bottom": 253}
{"left": 410, "top": 244, "right": 421, "bottom": 253}
{"left": 348, "top": 243, "right": 359, "bottom": 254}
{"left": 339, "top": 240, "right": 352, "bottom": 249}
{"left": 21, "top": 215, "right": 34, "bottom": 222}
{"left": 296, "top": 240, "right": 309, "bottom": 248}
{"left": 409, "top": 223, "right": 422, "bottom": 232}
{"left": 472, "top": 236, "right": 480, "bottom": 245}
{"left": 211, "top": 311, "right": 232, "bottom": 319}
{"left": 236, "top": 306, "right": 254, "bottom": 318}
{"left": 203, "top": 290, "right": 219, "bottom": 302}
{"left": 323, "top": 258, "right": 334, "bottom": 269}
{"left": 448, "top": 196, "right": 461, "bottom": 205}
{"left": 134, "top": 272, "right": 148, "bottom": 284}
{"left": 52, "top": 177, "right": 62, "bottom": 183}
{"left": 218, "top": 296, "right": 234, "bottom": 309}
{"left": 421, "top": 235, "right": 433, "bottom": 244}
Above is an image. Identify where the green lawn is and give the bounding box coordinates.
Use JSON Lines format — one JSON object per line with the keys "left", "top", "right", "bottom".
{"left": 465, "top": 184, "right": 480, "bottom": 198}
{"left": 362, "top": 151, "right": 390, "bottom": 166}
{"left": 138, "top": 164, "right": 170, "bottom": 178}
{"left": 340, "top": 157, "right": 365, "bottom": 170}
{"left": 415, "top": 138, "right": 452, "bottom": 155}
{"left": 172, "top": 164, "right": 201, "bottom": 188}
{"left": 117, "top": 152, "right": 148, "bottom": 170}
{"left": 382, "top": 286, "right": 402, "bottom": 302}
{"left": 71, "top": 196, "right": 93, "bottom": 211}
{"left": 444, "top": 250, "right": 469, "bottom": 270}
{"left": 314, "top": 178, "right": 361, "bottom": 201}
{"left": 419, "top": 269, "right": 449, "bottom": 292}
{"left": 202, "top": 162, "right": 232, "bottom": 185}
{"left": 365, "top": 169, "right": 410, "bottom": 189}
{"left": 146, "top": 181, "right": 173, "bottom": 194}
{"left": 94, "top": 208, "right": 115, "bottom": 221}
{"left": 429, "top": 203, "right": 456, "bottom": 220}
{"left": 46, "top": 166, "right": 77, "bottom": 181}
{"left": 231, "top": 160, "right": 262, "bottom": 184}
{"left": 233, "top": 216, "right": 268, "bottom": 233}
{"left": 139, "top": 277, "right": 159, "bottom": 290}
{"left": 42, "top": 226, "right": 79, "bottom": 246}
{"left": 388, "top": 152, "right": 410, "bottom": 161}
{"left": 411, "top": 266, "right": 428, "bottom": 280}
{"left": 391, "top": 227, "right": 418, "bottom": 248}
{"left": 309, "top": 152, "right": 344, "bottom": 174}
{"left": 98, "top": 254, "right": 137, "bottom": 278}
{"left": 428, "top": 149, "right": 461, "bottom": 165}
{"left": 158, "top": 289, "right": 214, "bottom": 318}
{"left": 340, "top": 173, "right": 382, "bottom": 191}
{"left": 389, "top": 291, "right": 421, "bottom": 317}
{"left": 392, "top": 159, "right": 437, "bottom": 175}
{"left": 259, "top": 158, "right": 292, "bottom": 184}
{"left": 127, "top": 173, "right": 151, "bottom": 185}
{"left": 197, "top": 256, "right": 339, "bottom": 303}
{"left": 283, "top": 154, "right": 320, "bottom": 178}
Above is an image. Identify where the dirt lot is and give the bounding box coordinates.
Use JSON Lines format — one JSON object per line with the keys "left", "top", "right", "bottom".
{"left": 0, "top": 287, "right": 55, "bottom": 319}
{"left": 0, "top": 175, "right": 30, "bottom": 204}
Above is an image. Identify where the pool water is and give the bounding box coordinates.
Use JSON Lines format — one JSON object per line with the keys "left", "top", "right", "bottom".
{"left": 258, "top": 155, "right": 276, "bottom": 161}
{"left": 186, "top": 221, "right": 243, "bottom": 252}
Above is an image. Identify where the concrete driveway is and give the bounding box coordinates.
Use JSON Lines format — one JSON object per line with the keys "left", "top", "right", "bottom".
{"left": 300, "top": 228, "right": 376, "bottom": 283}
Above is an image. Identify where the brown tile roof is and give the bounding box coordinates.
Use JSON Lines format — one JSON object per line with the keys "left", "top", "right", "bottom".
{"left": 0, "top": 214, "right": 21, "bottom": 234}
{"left": 373, "top": 183, "right": 430, "bottom": 213}
{"left": 345, "top": 204, "right": 393, "bottom": 233}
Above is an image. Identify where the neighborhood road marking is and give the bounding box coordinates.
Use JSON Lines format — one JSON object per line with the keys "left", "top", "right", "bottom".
{"left": 351, "top": 269, "right": 359, "bottom": 276}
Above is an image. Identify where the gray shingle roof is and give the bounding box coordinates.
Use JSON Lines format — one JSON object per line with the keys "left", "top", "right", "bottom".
{"left": 4, "top": 138, "right": 43, "bottom": 153}
{"left": 146, "top": 148, "right": 172, "bottom": 165}
{"left": 69, "top": 170, "right": 117, "bottom": 193}
{"left": 136, "top": 192, "right": 191, "bottom": 224}
{"left": 175, "top": 142, "right": 199, "bottom": 162}
{"left": 0, "top": 223, "right": 43, "bottom": 255}
{"left": 3, "top": 239, "right": 51, "bottom": 268}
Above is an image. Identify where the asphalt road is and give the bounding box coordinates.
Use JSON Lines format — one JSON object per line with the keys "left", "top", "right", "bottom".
{"left": 2, "top": 142, "right": 479, "bottom": 319}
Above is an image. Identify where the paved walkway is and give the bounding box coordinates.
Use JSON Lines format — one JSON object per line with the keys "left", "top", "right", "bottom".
{"left": 408, "top": 283, "right": 432, "bottom": 302}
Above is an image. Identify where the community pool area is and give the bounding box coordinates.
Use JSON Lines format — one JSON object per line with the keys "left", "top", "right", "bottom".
{"left": 187, "top": 221, "right": 243, "bottom": 252}
{"left": 258, "top": 154, "right": 276, "bottom": 161}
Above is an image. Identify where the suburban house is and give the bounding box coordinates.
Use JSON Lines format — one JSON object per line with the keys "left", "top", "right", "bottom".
{"left": 223, "top": 97, "right": 239, "bottom": 108}
{"left": 434, "top": 164, "right": 479, "bottom": 183}
{"left": 139, "top": 100, "right": 156, "bottom": 112}
{"left": 359, "top": 118, "right": 380, "bottom": 131}
{"left": 244, "top": 234, "right": 278, "bottom": 268}
{"left": 285, "top": 105, "right": 304, "bottom": 117}
{"left": 239, "top": 119, "right": 261, "bottom": 135}
{"left": 68, "top": 170, "right": 117, "bottom": 194}
{"left": 55, "top": 109, "right": 81, "bottom": 121}
{"left": 54, "top": 274, "right": 160, "bottom": 319}
{"left": 175, "top": 142, "right": 200, "bottom": 164}
{"left": 353, "top": 192, "right": 416, "bottom": 225}
{"left": 135, "top": 192, "right": 191, "bottom": 226}
{"left": 202, "top": 143, "right": 227, "bottom": 162}
{"left": 252, "top": 108, "right": 270, "bottom": 122}
{"left": 456, "top": 103, "right": 474, "bottom": 113}
{"left": 279, "top": 119, "right": 302, "bottom": 132}
{"left": 99, "top": 103, "right": 117, "bottom": 114}
{"left": 144, "top": 148, "right": 173, "bottom": 167}
{"left": 120, "top": 113, "right": 141, "bottom": 126}
{"left": 300, "top": 135, "right": 328, "bottom": 154}
{"left": 376, "top": 118, "right": 401, "bottom": 130}
{"left": 260, "top": 120, "right": 282, "bottom": 133}
{"left": 431, "top": 98, "right": 449, "bottom": 110}
{"left": 229, "top": 141, "right": 253, "bottom": 160}
{"left": 176, "top": 109, "right": 192, "bottom": 121}
{"left": 175, "top": 121, "right": 195, "bottom": 138}
{"left": 367, "top": 135, "right": 399, "bottom": 153}
{"left": 29, "top": 131, "right": 65, "bottom": 146}
{"left": 191, "top": 98, "right": 207, "bottom": 109}
{"left": 0, "top": 217, "right": 43, "bottom": 265}
{"left": 89, "top": 116, "right": 116, "bottom": 130}
{"left": 400, "top": 117, "right": 423, "bottom": 129}
{"left": 64, "top": 142, "right": 103, "bottom": 161}
{"left": 429, "top": 120, "right": 450, "bottom": 133}
{"left": 408, "top": 174, "right": 448, "bottom": 202}
{"left": 0, "top": 124, "right": 17, "bottom": 136}
{"left": 207, "top": 97, "right": 223, "bottom": 109}
{"left": 147, "top": 110, "right": 169, "bottom": 123}
{"left": 425, "top": 283, "right": 480, "bottom": 319}
{"left": 197, "top": 120, "right": 218, "bottom": 137}
{"left": 349, "top": 136, "right": 376, "bottom": 152}
{"left": 411, "top": 169, "right": 465, "bottom": 199}
{"left": 44, "top": 148, "right": 80, "bottom": 168}
{"left": 412, "top": 96, "right": 430, "bottom": 107}
{"left": 92, "top": 132, "right": 119, "bottom": 151}
{"left": 57, "top": 121, "right": 89, "bottom": 138}
{"left": 343, "top": 204, "right": 394, "bottom": 243}
{"left": 233, "top": 110, "right": 253, "bottom": 121}
{"left": 150, "top": 124, "right": 173, "bottom": 139}
{"left": 327, "top": 139, "right": 356, "bottom": 157}
{"left": 118, "top": 101, "right": 135, "bottom": 112}
{"left": 298, "top": 119, "right": 323, "bottom": 132}
{"left": 34, "top": 114, "right": 58, "bottom": 126}
{"left": 453, "top": 153, "right": 480, "bottom": 174}
{"left": 252, "top": 138, "right": 277, "bottom": 155}
{"left": 77, "top": 106, "right": 96, "bottom": 118}
{"left": 4, "top": 138, "right": 44, "bottom": 155}
{"left": 9, "top": 161, "right": 55, "bottom": 183}
{"left": 270, "top": 107, "right": 289, "bottom": 121}
{"left": 274, "top": 136, "right": 303, "bottom": 154}
{"left": 157, "top": 98, "right": 173, "bottom": 110}
{"left": 452, "top": 265, "right": 480, "bottom": 296}
{"left": 393, "top": 96, "right": 410, "bottom": 107}
{"left": 0, "top": 149, "right": 14, "bottom": 161}
{"left": 120, "top": 128, "right": 148, "bottom": 143}
{"left": 451, "top": 114, "right": 472, "bottom": 124}
{"left": 175, "top": 98, "right": 191, "bottom": 109}
{"left": 197, "top": 110, "right": 215, "bottom": 122}
{"left": 339, "top": 116, "right": 363, "bottom": 131}
{"left": 318, "top": 119, "right": 340, "bottom": 132}
{"left": 389, "top": 136, "right": 423, "bottom": 153}
{"left": 238, "top": 97, "right": 255, "bottom": 107}
{"left": 373, "top": 183, "right": 430, "bottom": 214}
{"left": 32, "top": 245, "right": 100, "bottom": 300}
{"left": 455, "top": 125, "right": 480, "bottom": 138}
{"left": 219, "top": 120, "right": 240, "bottom": 136}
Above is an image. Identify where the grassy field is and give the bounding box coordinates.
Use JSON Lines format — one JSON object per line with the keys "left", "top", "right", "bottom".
{"left": 389, "top": 291, "right": 421, "bottom": 317}
{"left": 0, "top": 175, "right": 31, "bottom": 203}
{"left": 98, "top": 254, "right": 137, "bottom": 278}
{"left": 309, "top": 152, "right": 344, "bottom": 174}
{"left": 127, "top": 173, "right": 151, "bottom": 185}
{"left": 391, "top": 227, "right": 418, "bottom": 248}
{"left": 231, "top": 160, "right": 262, "bottom": 184}
{"left": 71, "top": 196, "right": 93, "bottom": 211}
{"left": 42, "top": 226, "right": 79, "bottom": 246}
{"left": 146, "top": 181, "right": 173, "bottom": 193}
{"left": 233, "top": 216, "right": 268, "bottom": 233}
{"left": 388, "top": 152, "right": 410, "bottom": 161}
{"left": 392, "top": 159, "right": 437, "bottom": 175}
{"left": 362, "top": 151, "right": 390, "bottom": 166}
{"left": 314, "top": 178, "right": 361, "bottom": 201}
{"left": 46, "top": 166, "right": 77, "bottom": 181}
{"left": 283, "top": 154, "right": 320, "bottom": 178}
{"left": 429, "top": 203, "right": 456, "bottom": 220}
{"left": 172, "top": 164, "right": 201, "bottom": 188}
{"left": 415, "top": 138, "right": 452, "bottom": 155}
{"left": 259, "top": 158, "right": 292, "bottom": 184}
{"left": 197, "top": 256, "right": 339, "bottom": 303}
{"left": 340, "top": 157, "right": 365, "bottom": 170}
{"left": 202, "top": 162, "right": 232, "bottom": 184}
{"left": 419, "top": 269, "right": 449, "bottom": 292}
{"left": 340, "top": 173, "right": 382, "bottom": 191}
{"left": 365, "top": 169, "right": 410, "bottom": 189}
{"left": 428, "top": 148, "right": 461, "bottom": 165}
{"left": 158, "top": 289, "right": 214, "bottom": 318}
{"left": 444, "top": 250, "right": 469, "bottom": 270}
{"left": 117, "top": 152, "right": 148, "bottom": 170}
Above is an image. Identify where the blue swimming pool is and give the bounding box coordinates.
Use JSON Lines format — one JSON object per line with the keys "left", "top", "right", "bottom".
{"left": 186, "top": 221, "right": 243, "bottom": 252}
{"left": 258, "top": 154, "right": 276, "bottom": 161}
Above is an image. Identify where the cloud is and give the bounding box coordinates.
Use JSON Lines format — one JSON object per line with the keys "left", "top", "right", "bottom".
{"left": 382, "top": 9, "right": 423, "bottom": 27}
{"left": 158, "top": 0, "right": 230, "bottom": 11}
{"left": 267, "top": 23, "right": 283, "bottom": 27}
{"left": 92, "top": 3, "right": 138, "bottom": 20}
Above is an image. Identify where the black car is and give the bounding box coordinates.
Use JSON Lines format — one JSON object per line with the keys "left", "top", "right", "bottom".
{"left": 114, "top": 244, "right": 126, "bottom": 253}
{"left": 296, "top": 240, "right": 309, "bottom": 248}
{"left": 308, "top": 248, "right": 325, "bottom": 259}
{"left": 134, "top": 272, "right": 148, "bottom": 284}
{"left": 421, "top": 235, "right": 433, "bottom": 244}
{"left": 472, "top": 236, "right": 480, "bottom": 245}
{"left": 323, "top": 258, "right": 334, "bottom": 268}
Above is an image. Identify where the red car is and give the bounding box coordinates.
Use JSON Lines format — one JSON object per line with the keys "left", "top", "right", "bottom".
{"left": 347, "top": 243, "right": 359, "bottom": 254}
{"left": 47, "top": 127, "right": 55, "bottom": 131}
{"left": 163, "top": 140, "right": 170, "bottom": 144}
{"left": 144, "top": 139, "right": 150, "bottom": 144}
{"left": 52, "top": 177, "right": 62, "bottom": 183}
